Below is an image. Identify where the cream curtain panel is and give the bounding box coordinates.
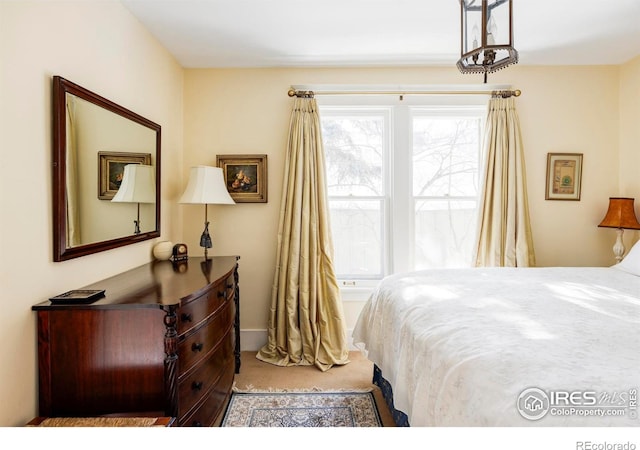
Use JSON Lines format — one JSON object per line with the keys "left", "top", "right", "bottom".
{"left": 256, "top": 97, "right": 350, "bottom": 372}
{"left": 65, "top": 95, "right": 81, "bottom": 247}
{"left": 474, "top": 96, "right": 535, "bottom": 267}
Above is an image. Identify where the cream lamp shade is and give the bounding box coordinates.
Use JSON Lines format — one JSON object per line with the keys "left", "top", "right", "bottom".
{"left": 598, "top": 197, "right": 640, "bottom": 263}
{"left": 112, "top": 164, "right": 156, "bottom": 234}
{"left": 179, "top": 166, "right": 235, "bottom": 259}
{"left": 111, "top": 164, "right": 156, "bottom": 204}
{"left": 179, "top": 166, "right": 235, "bottom": 205}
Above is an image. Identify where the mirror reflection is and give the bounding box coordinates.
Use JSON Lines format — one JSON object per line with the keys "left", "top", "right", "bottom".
{"left": 66, "top": 93, "right": 157, "bottom": 246}
{"left": 53, "top": 76, "right": 161, "bottom": 261}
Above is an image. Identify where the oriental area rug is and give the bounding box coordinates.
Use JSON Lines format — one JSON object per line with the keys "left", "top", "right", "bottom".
{"left": 221, "top": 391, "right": 382, "bottom": 427}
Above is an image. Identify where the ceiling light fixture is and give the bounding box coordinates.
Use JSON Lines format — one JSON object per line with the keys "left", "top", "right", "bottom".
{"left": 457, "top": 0, "right": 518, "bottom": 83}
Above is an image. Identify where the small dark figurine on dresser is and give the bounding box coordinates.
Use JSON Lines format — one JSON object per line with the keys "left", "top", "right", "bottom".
{"left": 32, "top": 255, "right": 240, "bottom": 427}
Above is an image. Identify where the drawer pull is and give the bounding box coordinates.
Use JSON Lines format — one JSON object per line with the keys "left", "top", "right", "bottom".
{"left": 193, "top": 421, "right": 203, "bottom": 427}
{"left": 191, "top": 342, "right": 204, "bottom": 352}
{"left": 217, "top": 291, "right": 225, "bottom": 298}
{"left": 181, "top": 313, "right": 192, "bottom": 323}
{"left": 192, "top": 381, "right": 203, "bottom": 391}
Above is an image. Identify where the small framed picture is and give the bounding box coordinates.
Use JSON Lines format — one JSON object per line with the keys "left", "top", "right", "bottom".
{"left": 545, "top": 153, "right": 583, "bottom": 201}
{"left": 216, "top": 154, "right": 268, "bottom": 203}
{"left": 98, "top": 151, "right": 151, "bottom": 200}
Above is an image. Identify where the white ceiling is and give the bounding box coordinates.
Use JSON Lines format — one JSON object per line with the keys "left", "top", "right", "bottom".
{"left": 120, "top": 0, "right": 640, "bottom": 68}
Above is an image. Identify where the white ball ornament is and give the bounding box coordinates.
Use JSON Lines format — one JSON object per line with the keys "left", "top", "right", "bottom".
{"left": 153, "top": 241, "right": 174, "bottom": 260}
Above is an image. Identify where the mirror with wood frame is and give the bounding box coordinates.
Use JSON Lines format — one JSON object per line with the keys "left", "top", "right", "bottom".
{"left": 52, "top": 76, "right": 161, "bottom": 261}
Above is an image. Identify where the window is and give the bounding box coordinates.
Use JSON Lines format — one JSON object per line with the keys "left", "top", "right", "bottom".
{"left": 320, "top": 95, "right": 485, "bottom": 284}
{"left": 322, "top": 109, "right": 389, "bottom": 280}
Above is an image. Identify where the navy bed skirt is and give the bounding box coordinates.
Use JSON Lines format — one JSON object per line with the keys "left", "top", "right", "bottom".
{"left": 373, "top": 364, "right": 410, "bottom": 427}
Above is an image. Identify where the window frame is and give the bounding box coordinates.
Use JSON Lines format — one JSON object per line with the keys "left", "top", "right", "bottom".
{"left": 318, "top": 95, "right": 487, "bottom": 297}
{"left": 408, "top": 106, "right": 486, "bottom": 271}
{"left": 320, "top": 106, "right": 393, "bottom": 282}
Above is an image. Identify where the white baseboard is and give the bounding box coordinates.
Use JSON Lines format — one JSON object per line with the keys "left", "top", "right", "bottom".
{"left": 240, "top": 329, "right": 357, "bottom": 352}
{"left": 240, "top": 329, "right": 267, "bottom": 352}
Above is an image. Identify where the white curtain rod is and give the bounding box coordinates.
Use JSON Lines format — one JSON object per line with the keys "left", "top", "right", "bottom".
{"left": 287, "top": 85, "right": 521, "bottom": 98}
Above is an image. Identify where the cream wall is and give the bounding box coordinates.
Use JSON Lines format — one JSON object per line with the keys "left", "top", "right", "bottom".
{"left": 619, "top": 56, "right": 640, "bottom": 195}
{"left": 0, "top": 1, "right": 183, "bottom": 427}
{"left": 183, "top": 64, "right": 626, "bottom": 339}
{"left": 617, "top": 55, "right": 640, "bottom": 251}
{"left": 1, "top": 0, "right": 638, "bottom": 429}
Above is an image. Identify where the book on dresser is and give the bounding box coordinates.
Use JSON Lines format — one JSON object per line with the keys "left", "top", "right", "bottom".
{"left": 32, "top": 255, "right": 240, "bottom": 427}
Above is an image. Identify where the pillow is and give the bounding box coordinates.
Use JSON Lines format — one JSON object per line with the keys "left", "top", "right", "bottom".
{"left": 611, "top": 239, "right": 640, "bottom": 275}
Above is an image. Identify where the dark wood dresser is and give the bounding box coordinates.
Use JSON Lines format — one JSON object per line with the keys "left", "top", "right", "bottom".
{"left": 32, "top": 255, "right": 240, "bottom": 427}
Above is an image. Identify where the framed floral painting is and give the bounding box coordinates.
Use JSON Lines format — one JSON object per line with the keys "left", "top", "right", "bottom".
{"left": 216, "top": 154, "right": 267, "bottom": 203}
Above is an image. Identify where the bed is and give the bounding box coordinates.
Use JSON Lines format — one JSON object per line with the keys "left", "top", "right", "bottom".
{"left": 352, "top": 246, "right": 640, "bottom": 427}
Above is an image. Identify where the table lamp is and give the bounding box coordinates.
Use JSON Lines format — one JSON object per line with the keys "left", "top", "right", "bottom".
{"left": 598, "top": 197, "right": 640, "bottom": 262}
{"left": 179, "top": 166, "right": 235, "bottom": 260}
{"left": 111, "top": 164, "right": 156, "bottom": 234}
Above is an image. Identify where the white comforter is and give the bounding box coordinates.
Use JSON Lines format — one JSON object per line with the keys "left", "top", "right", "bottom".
{"left": 352, "top": 267, "right": 640, "bottom": 426}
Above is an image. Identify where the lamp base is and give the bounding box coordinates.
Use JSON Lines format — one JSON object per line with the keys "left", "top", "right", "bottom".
{"left": 200, "top": 218, "right": 212, "bottom": 260}
{"left": 134, "top": 203, "right": 141, "bottom": 235}
{"left": 613, "top": 228, "right": 625, "bottom": 263}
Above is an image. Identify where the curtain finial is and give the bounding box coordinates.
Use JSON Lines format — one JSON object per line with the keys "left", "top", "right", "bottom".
{"left": 287, "top": 89, "right": 314, "bottom": 98}
{"left": 491, "top": 89, "right": 521, "bottom": 99}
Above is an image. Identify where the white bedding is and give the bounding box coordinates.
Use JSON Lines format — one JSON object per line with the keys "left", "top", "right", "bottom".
{"left": 352, "top": 267, "right": 640, "bottom": 426}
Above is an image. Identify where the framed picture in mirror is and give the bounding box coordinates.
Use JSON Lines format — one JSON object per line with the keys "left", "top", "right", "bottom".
{"left": 98, "top": 151, "right": 151, "bottom": 200}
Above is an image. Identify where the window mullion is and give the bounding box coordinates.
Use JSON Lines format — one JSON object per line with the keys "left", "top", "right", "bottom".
{"left": 390, "top": 105, "right": 412, "bottom": 275}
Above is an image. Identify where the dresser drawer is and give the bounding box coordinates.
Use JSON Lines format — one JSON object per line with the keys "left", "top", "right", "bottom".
{"left": 177, "top": 274, "right": 235, "bottom": 335}
{"left": 220, "top": 274, "right": 235, "bottom": 299}
{"left": 178, "top": 331, "right": 233, "bottom": 419}
{"left": 179, "top": 361, "right": 235, "bottom": 427}
{"left": 178, "top": 299, "right": 235, "bottom": 375}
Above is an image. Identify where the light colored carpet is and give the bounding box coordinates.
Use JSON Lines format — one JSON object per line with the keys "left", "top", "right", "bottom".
{"left": 234, "top": 351, "right": 395, "bottom": 426}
